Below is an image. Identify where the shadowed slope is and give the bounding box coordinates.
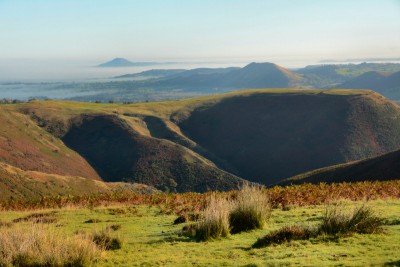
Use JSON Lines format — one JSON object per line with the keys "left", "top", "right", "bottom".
{"left": 62, "top": 114, "right": 242, "bottom": 192}
{"left": 179, "top": 91, "right": 400, "bottom": 185}
{"left": 282, "top": 149, "right": 400, "bottom": 185}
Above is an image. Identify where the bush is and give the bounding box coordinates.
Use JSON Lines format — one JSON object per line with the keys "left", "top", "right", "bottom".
{"left": 195, "top": 194, "right": 231, "bottom": 241}
{"left": 0, "top": 224, "right": 100, "bottom": 267}
{"left": 318, "top": 204, "right": 384, "bottom": 236}
{"left": 230, "top": 184, "right": 271, "bottom": 234}
{"left": 253, "top": 225, "right": 315, "bottom": 248}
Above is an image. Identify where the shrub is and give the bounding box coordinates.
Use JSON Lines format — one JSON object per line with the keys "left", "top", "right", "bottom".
{"left": 92, "top": 229, "right": 122, "bottom": 250}
{"left": 195, "top": 194, "right": 231, "bottom": 241}
{"left": 230, "top": 184, "right": 271, "bottom": 234}
{"left": 0, "top": 224, "right": 100, "bottom": 267}
{"left": 253, "top": 225, "right": 315, "bottom": 248}
{"left": 318, "top": 204, "right": 384, "bottom": 236}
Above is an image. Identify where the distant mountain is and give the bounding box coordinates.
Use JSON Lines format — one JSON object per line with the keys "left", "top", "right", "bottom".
{"left": 281, "top": 149, "right": 400, "bottom": 185}
{"left": 157, "top": 62, "right": 302, "bottom": 88}
{"left": 338, "top": 71, "right": 400, "bottom": 102}
{"left": 223, "top": 62, "right": 302, "bottom": 88}
{"left": 97, "top": 58, "right": 156, "bottom": 67}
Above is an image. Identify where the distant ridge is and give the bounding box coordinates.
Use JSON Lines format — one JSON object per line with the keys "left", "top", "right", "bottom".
{"left": 338, "top": 71, "right": 388, "bottom": 89}
{"left": 158, "top": 62, "right": 303, "bottom": 88}
{"left": 338, "top": 71, "right": 400, "bottom": 102}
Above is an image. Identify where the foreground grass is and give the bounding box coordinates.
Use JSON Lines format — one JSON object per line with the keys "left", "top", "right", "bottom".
{"left": 0, "top": 224, "right": 101, "bottom": 266}
{"left": 0, "top": 200, "right": 399, "bottom": 266}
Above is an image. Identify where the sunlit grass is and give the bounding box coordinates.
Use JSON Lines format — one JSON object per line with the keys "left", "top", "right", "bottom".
{"left": 0, "top": 200, "right": 399, "bottom": 266}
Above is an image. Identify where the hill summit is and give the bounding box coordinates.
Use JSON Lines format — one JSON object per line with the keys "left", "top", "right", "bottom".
{"left": 97, "top": 58, "right": 135, "bottom": 67}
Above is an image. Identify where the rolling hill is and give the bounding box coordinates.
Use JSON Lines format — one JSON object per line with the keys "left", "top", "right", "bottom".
{"left": 178, "top": 90, "right": 400, "bottom": 184}
{"left": 1, "top": 89, "right": 400, "bottom": 198}
{"left": 158, "top": 62, "right": 302, "bottom": 89}
{"left": 281, "top": 149, "right": 400, "bottom": 185}
{"left": 296, "top": 62, "right": 400, "bottom": 88}
{"left": 338, "top": 71, "right": 400, "bottom": 102}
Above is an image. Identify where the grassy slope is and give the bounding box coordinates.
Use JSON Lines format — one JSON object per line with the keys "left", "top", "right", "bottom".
{"left": 0, "top": 107, "right": 100, "bottom": 180}
{"left": 282, "top": 149, "right": 400, "bottom": 185}
{"left": 1, "top": 200, "right": 399, "bottom": 266}
{"left": 0, "top": 162, "right": 157, "bottom": 200}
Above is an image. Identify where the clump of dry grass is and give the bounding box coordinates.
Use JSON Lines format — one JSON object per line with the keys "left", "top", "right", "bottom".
{"left": 253, "top": 204, "right": 385, "bottom": 248}
{"left": 0, "top": 224, "right": 101, "bottom": 267}
{"left": 318, "top": 204, "right": 384, "bottom": 236}
{"left": 195, "top": 194, "right": 231, "bottom": 241}
{"left": 0, "top": 220, "right": 13, "bottom": 228}
{"left": 91, "top": 229, "right": 122, "bottom": 250}
{"left": 229, "top": 183, "right": 271, "bottom": 234}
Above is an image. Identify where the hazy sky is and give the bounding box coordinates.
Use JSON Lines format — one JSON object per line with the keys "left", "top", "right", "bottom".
{"left": 0, "top": 0, "right": 399, "bottom": 63}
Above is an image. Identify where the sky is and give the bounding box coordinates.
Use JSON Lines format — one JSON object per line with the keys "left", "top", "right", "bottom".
{"left": 0, "top": 0, "right": 399, "bottom": 76}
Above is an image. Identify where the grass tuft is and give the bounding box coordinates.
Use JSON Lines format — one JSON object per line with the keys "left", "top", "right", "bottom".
{"left": 318, "top": 204, "right": 384, "bottom": 236}
{"left": 92, "top": 229, "right": 122, "bottom": 250}
{"left": 0, "top": 224, "right": 100, "bottom": 267}
{"left": 195, "top": 194, "right": 231, "bottom": 241}
{"left": 229, "top": 184, "right": 271, "bottom": 234}
{"left": 253, "top": 204, "right": 385, "bottom": 248}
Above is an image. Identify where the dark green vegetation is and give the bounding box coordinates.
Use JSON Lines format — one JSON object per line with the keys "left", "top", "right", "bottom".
{"left": 2, "top": 89, "right": 400, "bottom": 198}
{"left": 91, "top": 230, "right": 122, "bottom": 250}
{"left": 252, "top": 225, "right": 315, "bottom": 248}
{"left": 284, "top": 149, "right": 400, "bottom": 185}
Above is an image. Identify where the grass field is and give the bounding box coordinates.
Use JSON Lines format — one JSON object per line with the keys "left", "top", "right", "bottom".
{"left": 1, "top": 199, "right": 399, "bottom": 266}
